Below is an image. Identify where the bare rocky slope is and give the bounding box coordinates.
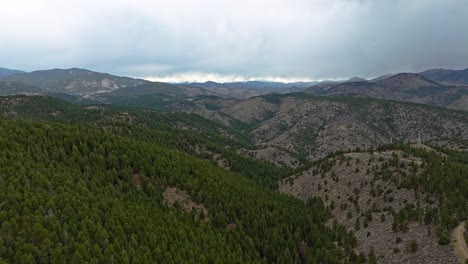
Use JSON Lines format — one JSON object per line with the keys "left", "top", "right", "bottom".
{"left": 279, "top": 148, "right": 459, "bottom": 263}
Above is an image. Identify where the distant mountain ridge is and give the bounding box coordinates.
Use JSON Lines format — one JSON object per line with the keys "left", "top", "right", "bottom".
{"left": 1, "top": 66, "right": 468, "bottom": 111}
{"left": 304, "top": 72, "right": 468, "bottom": 111}
{"left": 0, "top": 67, "right": 25, "bottom": 78}
{"left": 103, "top": 82, "right": 219, "bottom": 98}
{"left": 185, "top": 81, "right": 317, "bottom": 98}
{"left": 3, "top": 68, "right": 148, "bottom": 96}
{"left": 420, "top": 67, "right": 468, "bottom": 85}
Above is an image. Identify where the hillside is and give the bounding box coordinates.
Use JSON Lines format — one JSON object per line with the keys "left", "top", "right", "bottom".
{"left": 139, "top": 93, "right": 468, "bottom": 163}
{"left": 101, "top": 82, "right": 218, "bottom": 99}
{"left": 1, "top": 94, "right": 466, "bottom": 263}
{"left": 186, "top": 81, "right": 315, "bottom": 99}
{"left": 304, "top": 73, "right": 468, "bottom": 111}
{"left": 0, "top": 95, "right": 293, "bottom": 188}
{"left": 0, "top": 81, "right": 44, "bottom": 95}
{"left": 3, "top": 68, "right": 148, "bottom": 96}
{"left": 420, "top": 68, "right": 468, "bottom": 85}
{"left": 0, "top": 67, "right": 24, "bottom": 78}
{"left": 280, "top": 144, "right": 468, "bottom": 263}
{"left": 0, "top": 118, "right": 358, "bottom": 263}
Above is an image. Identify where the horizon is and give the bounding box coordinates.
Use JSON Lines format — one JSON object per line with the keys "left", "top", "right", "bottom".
{"left": 2, "top": 65, "right": 467, "bottom": 84}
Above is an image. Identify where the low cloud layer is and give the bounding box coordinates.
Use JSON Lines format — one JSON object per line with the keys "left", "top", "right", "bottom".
{"left": 1, "top": 0, "right": 467, "bottom": 82}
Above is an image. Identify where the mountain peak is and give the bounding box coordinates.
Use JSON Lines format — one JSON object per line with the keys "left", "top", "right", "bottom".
{"left": 345, "top": 77, "right": 367, "bottom": 83}
{"left": 380, "top": 72, "right": 439, "bottom": 90}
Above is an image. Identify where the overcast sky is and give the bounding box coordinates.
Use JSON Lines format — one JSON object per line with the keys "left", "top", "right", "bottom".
{"left": 1, "top": 0, "right": 467, "bottom": 82}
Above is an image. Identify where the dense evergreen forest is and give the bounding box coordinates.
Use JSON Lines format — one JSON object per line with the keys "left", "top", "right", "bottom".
{"left": 0, "top": 96, "right": 292, "bottom": 189}
{"left": 0, "top": 99, "right": 359, "bottom": 263}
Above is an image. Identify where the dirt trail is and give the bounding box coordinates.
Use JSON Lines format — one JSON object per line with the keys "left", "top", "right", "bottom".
{"left": 454, "top": 222, "right": 468, "bottom": 263}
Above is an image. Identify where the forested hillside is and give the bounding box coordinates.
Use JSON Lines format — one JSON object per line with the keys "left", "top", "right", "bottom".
{"left": 0, "top": 118, "right": 363, "bottom": 263}
{"left": 0, "top": 96, "right": 291, "bottom": 188}
{"left": 1, "top": 95, "right": 466, "bottom": 263}
{"left": 124, "top": 93, "right": 468, "bottom": 163}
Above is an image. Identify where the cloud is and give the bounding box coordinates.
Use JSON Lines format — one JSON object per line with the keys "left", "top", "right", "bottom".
{"left": 1, "top": 0, "right": 467, "bottom": 81}
{"left": 141, "top": 72, "right": 318, "bottom": 83}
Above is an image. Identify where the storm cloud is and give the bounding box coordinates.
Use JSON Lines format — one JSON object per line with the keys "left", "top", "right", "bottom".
{"left": 1, "top": 0, "right": 467, "bottom": 82}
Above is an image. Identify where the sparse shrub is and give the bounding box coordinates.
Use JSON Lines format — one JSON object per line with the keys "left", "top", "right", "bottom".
{"left": 438, "top": 229, "right": 450, "bottom": 245}
{"left": 380, "top": 213, "right": 385, "bottom": 222}
{"left": 355, "top": 217, "right": 361, "bottom": 230}
{"left": 347, "top": 210, "right": 353, "bottom": 219}
{"left": 408, "top": 240, "right": 418, "bottom": 253}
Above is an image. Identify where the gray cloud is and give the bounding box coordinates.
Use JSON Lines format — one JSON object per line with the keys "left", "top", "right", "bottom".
{"left": 1, "top": 0, "right": 467, "bottom": 82}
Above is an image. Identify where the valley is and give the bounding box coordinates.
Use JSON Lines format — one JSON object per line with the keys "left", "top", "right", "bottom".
{"left": 0, "top": 66, "right": 467, "bottom": 264}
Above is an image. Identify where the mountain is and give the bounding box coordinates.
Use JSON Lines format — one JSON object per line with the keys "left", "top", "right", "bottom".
{"left": 369, "top": 73, "right": 395, "bottom": 82}
{"left": 187, "top": 81, "right": 261, "bottom": 99}
{"left": 106, "top": 82, "right": 219, "bottom": 98}
{"left": 3, "top": 68, "right": 148, "bottom": 96}
{"left": 345, "top": 77, "right": 367, "bottom": 83}
{"left": 0, "top": 81, "right": 44, "bottom": 95}
{"left": 111, "top": 93, "right": 468, "bottom": 164}
{"left": 305, "top": 73, "right": 468, "bottom": 111}
{"left": 0, "top": 94, "right": 466, "bottom": 263}
{"left": 0, "top": 67, "right": 25, "bottom": 78}
{"left": 186, "top": 81, "right": 317, "bottom": 99}
{"left": 379, "top": 73, "right": 440, "bottom": 91}
{"left": 420, "top": 68, "right": 468, "bottom": 85}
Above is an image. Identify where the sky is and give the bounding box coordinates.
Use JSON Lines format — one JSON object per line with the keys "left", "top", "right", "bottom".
{"left": 1, "top": 0, "right": 468, "bottom": 82}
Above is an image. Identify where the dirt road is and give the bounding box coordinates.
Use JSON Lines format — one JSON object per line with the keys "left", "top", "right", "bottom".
{"left": 454, "top": 222, "right": 468, "bottom": 263}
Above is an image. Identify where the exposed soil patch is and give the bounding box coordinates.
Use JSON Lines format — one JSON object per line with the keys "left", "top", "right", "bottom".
{"left": 163, "top": 187, "right": 208, "bottom": 220}
{"left": 132, "top": 174, "right": 141, "bottom": 189}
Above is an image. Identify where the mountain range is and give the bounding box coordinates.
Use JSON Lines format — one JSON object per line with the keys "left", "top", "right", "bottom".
{"left": 1, "top": 65, "right": 467, "bottom": 263}
{"left": 304, "top": 72, "right": 468, "bottom": 111}
{"left": 2, "top": 66, "right": 468, "bottom": 111}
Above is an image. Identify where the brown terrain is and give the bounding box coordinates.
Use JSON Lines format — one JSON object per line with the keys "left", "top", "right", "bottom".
{"left": 176, "top": 94, "right": 468, "bottom": 165}
{"left": 279, "top": 149, "right": 458, "bottom": 263}
{"left": 163, "top": 187, "right": 208, "bottom": 220}
{"left": 304, "top": 73, "right": 468, "bottom": 111}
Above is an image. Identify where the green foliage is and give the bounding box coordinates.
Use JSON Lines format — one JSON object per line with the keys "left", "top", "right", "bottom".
{"left": 438, "top": 229, "right": 451, "bottom": 245}
{"left": 0, "top": 96, "right": 292, "bottom": 189}
{"left": 0, "top": 118, "right": 354, "bottom": 263}
{"left": 408, "top": 240, "right": 419, "bottom": 253}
